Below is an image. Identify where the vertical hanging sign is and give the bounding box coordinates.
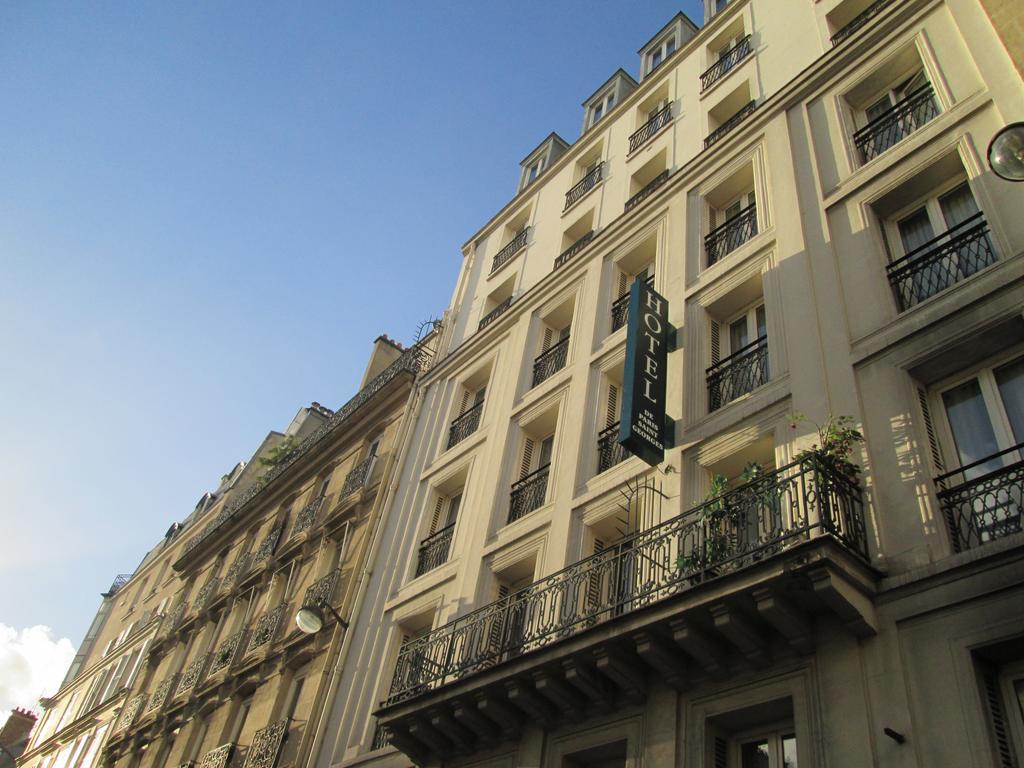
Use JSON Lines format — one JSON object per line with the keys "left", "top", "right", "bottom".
{"left": 619, "top": 278, "right": 669, "bottom": 466}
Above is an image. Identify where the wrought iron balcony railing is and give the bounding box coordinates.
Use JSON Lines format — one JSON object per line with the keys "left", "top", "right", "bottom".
{"left": 176, "top": 653, "right": 210, "bottom": 698}
{"left": 704, "top": 100, "right": 757, "bottom": 149}
{"left": 247, "top": 603, "right": 288, "bottom": 653}
{"left": 302, "top": 569, "right": 339, "bottom": 611}
{"left": 385, "top": 453, "right": 866, "bottom": 705}
{"left": 159, "top": 601, "right": 186, "bottom": 638}
{"left": 886, "top": 212, "right": 996, "bottom": 311}
{"left": 554, "top": 230, "right": 595, "bottom": 270}
{"left": 564, "top": 163, "right": 603, "bottom": 210}
{"left": 491, "top": 228, "right": 529, "bottom": 273}
{"left": 224, "top": 553, "right": 252, "bottom": 590}
{"left": 104, "top": 573, "right": 133, "bottom": 597}
{"left": 191, "top": 577, "right": 220, "bottom": 615}
{"left": 371, "top": 721, "right": 392, "bottom": 751}
{"left": 116, "top": 694, "right": 146, "bottom": 732}
{"left": 290, "top": 498, "right": 322, "bottom": 539}
{"left": 700, "top": 35, "right": 752, "bottom": 91}
{"left": 415, "top": 523, "right": 456, "bottom": 577}
{"left": 704, "top": 203, "right": 757, "bottom": 266}
{"left": 853, "top": 85, "right": 938, "bottom": 163}
{"left": 251, "top": 526, "right": 282, "bottom": 566}
{"left": 342, "top": 453, "right": 376, "bottom": 497}
{"left": 478, "top": 296, "right": 512, "bottom": 331}
{"left": 831, "top": 0, "right": 894, "bottom": 46}
{"left": 508, "top": 464, "right": 550, "bottom": 524}
{"left": 148, "top": 675, "right": 177, "bottom": 713}
{"left": 625, "top": 169, "right": 670, "bottom": 212}
{"left": 610, "top": 275, "right": 654, "bottom": 332}
{"left": 532, "top": 336, "right": 570, "bottom": 388}
{"left": 628, "top": 103, "right": 673, "bottom": 153}
{"left": 936, "top": 443, "right": 1023, "bottom": 553}
{"left": 448, "top": 400, "right": 484, "bottom": 449}
{"left": 707, "top": 335, "right": 769, "bottom": 412}
{"left": 242, "top": 720, "right": 288, "bottom": 768}
{"left": 209, "top": 629, "right": 247, "bottom": 675}
{"left": 197, "top": 744, "right": 234, "bottom": 768}
{"left": 597, "top": 423, "right": 631, "bottom": 474}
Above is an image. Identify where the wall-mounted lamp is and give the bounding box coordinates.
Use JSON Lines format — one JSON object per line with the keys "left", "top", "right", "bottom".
{"left": 295, "top": 602, "right": 350, "bottom": 635}
{"left": 988, "top": 122, "right": 1024, "bottom": 182}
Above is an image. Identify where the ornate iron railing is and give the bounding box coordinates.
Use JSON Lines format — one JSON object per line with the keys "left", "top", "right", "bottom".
{"left": 191, "top": 578, "right": 220, "bottom": 615}
{"left": 176, "top": 654, "right": 209, "bottom": 697}
{"left": 247, "top": 603, "right": 288, "bottom": 653}
{"left": 385, "top": 454, "right": 866, "bottom": 705}
{"left": 532, "top": 336, "right": 570, "bottom": 388}
{"left": 491, "top": 229, "right": 529, "bottom": 273}
{"left": 224, "top": 553, "right": 252, "bottom": 590}
{"left": 705, "top": 203, "right": 758, "bottom": 266}
{"left": 103, "top": 573, "right": 133, "bottom": 597}
{"left": 290, "top": 498, "right": 322, "bottom": 539}
{"left": 597, "top": 424, "right": 631, "bottom": 474}
{"left": 197, "top": 744, "right": 234, "bottom": 768}
{"left": 936, "top": 444, "right": 1024, "bottom": 553}
{"left": 554, "top": 230, "right": 595, "bottom": 269}
{"left": 148, "top": 675, "right": 177, "bottom": 713}
{"left": 707, "top": 335, "right": 769, "bottom": 412}
{"left": 831, "top": 0, "right": 895, "bottom": 46}
{"left": 415, "top": 524, "right": 456, "bottom": 577}
{"left": 610, "top": 275, "right": 654, "bottom": 333}
{"left": 625, "top": 169, "right": 670, "bottom": 212}
{"left": 448, "top": 400, "right": 484, "bottom": 449}
{"left": 252, "top": 526, "right": 282, "bottom": 566}
{"left": 853, "top": 85, "right": 938, "bottom": 163}
{"left": 508, "top": 464, "right": 550, "bottom": 524}
{"left": 564, "top": 164, "right": 603, "bottom": 210}
{"left": 302, "top": 569, "right": 340, "bottom": 610}
{"left": 242, "top": 720, "right": 288, "bottom": 768}
{"left": 886, "top": 213, "right": 996, "bottom": 311}
{"left": 116, "top": 694, "right": 146, "bottom": 732}
{"left": 371, "top": 721, "right": 391, "bottom": 750}
{"left": 159, "top": 601, "right": 186, "bottom": 637}
{"left": 704, "top": 100, "right": 757, "bottom": 149}
{"left": 478, "top": 296, "right": 513, "bottom": 331}
{"left": 629, "top": 103, "right": 673, "bottom": 153}
{"left": 179, "top": 335, "right": 436, "bottom": 563}
{"left": 209, "top": 629, "right": 247, "bottom": 675}
{"left": 700, "top": 35, "right": 752, "bottom": 91}
{"left": 342, "top": 453, "right": 376, "bottom": 497}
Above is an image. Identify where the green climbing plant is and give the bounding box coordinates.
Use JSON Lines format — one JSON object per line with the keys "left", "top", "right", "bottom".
{"left": 788, "top": 412, "right": 865, "bottom": 477}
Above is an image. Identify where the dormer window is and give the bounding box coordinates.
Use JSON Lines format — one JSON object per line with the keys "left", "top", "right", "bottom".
{"left": 649, "top": 35, "right": 676, "bottom": 72}
{"left": 589, "top": 92, "right": 616, "bottom": 128}
{"left": 527, "top": 158, "right": 544, "bottom": 186}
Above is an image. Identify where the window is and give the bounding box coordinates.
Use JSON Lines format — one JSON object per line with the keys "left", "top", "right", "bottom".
{"left": 509, "top": 434, "right": 553, "bottom": 523}
{"left": 589, "top": 92, "right": 616, "bottom": 128}
{"left": 532, "top": 323, "right": 571, "bottom": 387}
{"left": 649, "top": 35, "right": 676, "bottom": 73}
{"left": 706, "top": 698, "right": 798, "bottom": 768}
{"left": 854, "top": 69, "right": 938, "bottom": 162}
{"left": 229, "top": 697, "right": 253, "bottom": 743}
{"left": 708, "top": 303, "right": 769, "bottom": 411}
{"left": 526, "top": 158, "right": 544, "bottom": 186}
{"left": 415, "top": 491, "right": 462, "bottom": 576}
{"left": 884, "top": 181, "right": 995, "bottom": 309}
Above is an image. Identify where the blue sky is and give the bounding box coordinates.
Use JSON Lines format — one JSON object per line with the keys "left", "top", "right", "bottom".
{"left": 0, "top": 0, "right": 703, "bottom": 652}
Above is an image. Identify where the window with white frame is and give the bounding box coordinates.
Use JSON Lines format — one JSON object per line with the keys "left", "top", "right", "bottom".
{"left": 708, "top": 302, "right": 769, "bottom": 412}
{"left": 415, "top": 490, "right": 462, "bottom": 576}
{"left": 589, "top": 91, "right": 616, "bottom": 128}
{"left": 705, "top": 697, "right": 799, "bottom": 768}
{"left": 852, "top": 68, "right": 938, "bottom": 163}
{"left": 648, "top": 34, "right": 677, "bottom": 73}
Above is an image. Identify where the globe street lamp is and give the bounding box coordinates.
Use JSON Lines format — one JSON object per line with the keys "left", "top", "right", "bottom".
{"left": 987, "top": 122, "right": 1024, "bottom": 182}
{"left": 295, "top": 602, "right": 349, "bottom": 635}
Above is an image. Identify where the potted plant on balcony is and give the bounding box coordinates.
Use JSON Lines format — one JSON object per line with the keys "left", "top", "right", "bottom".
{"left": 677, "top": 474, "right": 735, "bottom": 583}
{"left": 789, "top": 412, "right": 864, "bottom": 478}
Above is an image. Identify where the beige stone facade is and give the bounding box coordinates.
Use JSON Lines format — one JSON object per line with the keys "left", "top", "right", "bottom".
{"left": 979, "top": 0, "right": 1024, "bottom": 76}
{"left": 17, "top": 335, "right": 438, "bottom": 768}
{"left": 313, "top": 1, "right": 1024, "bottom": 767}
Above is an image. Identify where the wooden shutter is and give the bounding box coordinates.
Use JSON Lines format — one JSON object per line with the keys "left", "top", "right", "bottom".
{"left": 488, "top": 585, "right": 510, "bottom": 654}
{"left": 916, "top": 387, "right": 945, "bottom": 473}
{"left": 606, "top": 384, "right": 619, "bottom": 427}
{"left": 542, "top": 327, "right": 553, "bottom": 352}
{"left": 710, "top": 321, "right": 721, "bottom": 365}
{"left": 429, "top": 496, "right": 444, "bottom": 535}
{"left": 617, "top": 269, "right": 628, "bottom": 297}
{"left": 459, "top": 390, "right": 470, "bottom": 414}
{"left": 982, "top": 672, "right": 1016, "bottom": 768}
{"left": 586, "top": 539, "right": 605, "bottom": 617}
{"left": 520, "top": 439, "right": 535, "bottom": 478}
{"left": 713, "top": 736, "right": 728, "bottom": 768}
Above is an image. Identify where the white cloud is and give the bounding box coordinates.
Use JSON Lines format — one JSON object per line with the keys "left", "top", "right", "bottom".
{"left": 0, "top": 624, "right": 76, "bottom": 724}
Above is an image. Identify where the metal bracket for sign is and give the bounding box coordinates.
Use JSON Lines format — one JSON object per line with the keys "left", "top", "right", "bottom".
{"left": 664, "top": 416, "right": 676, "bottom": 450}
{"left": 666, "top": 323, "right": 682, "bottom": 353}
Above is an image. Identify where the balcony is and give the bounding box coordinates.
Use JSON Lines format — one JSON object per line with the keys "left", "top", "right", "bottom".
{"left": 508, "top": 464, "right": 550, "bottom": 524}
{"left": 175, "top": 653, "right": 210, "bottom": 698}
{"left": 244, "top": 721, "right": 288, "bottom": 768}
{"left": 196, "top": 744, "right": 234, "bottom": 768}
{"left": 628, "top": 103, "right": 673, "bottom": 154}
{"left": 886, "top": 212, "right": 996, "bottom": 311}
{"left": 191, "top": 577, "right": 220, "bottom": 615}
{"left": 564, "top": 163, "right": 603, "bottom": 211}
{"left": 625, "top": 169, "right": 670, "bottom": 212}
{"left": 610, "top": 275, "right": 654, "bottom": 333}
{"left": 532, "top": 336, "right": 570, "bottom": 388}
{"left": 289, "top": 498, "right": 322, "bottom": 539}
{"left": 707, "top": 335, "right": 769, "bottom": 412}
{"left": 936, "top": 444, "right": 1023, "bottom": 553}
{"left": 302, "top": 569, "right": 340, "bottom": 611}
{"left": 597, "top": 424, "right": 630, "bottom": 474}
{"left": 491, "top": 229, "right": 529, "bottom": 273}
{"left": 376, "top": 455, "right": 874, "bottom": 764}
{"left": 831, "top": 0, "right": 895, "bottom": 46}
{"left": 554, "top": 230, "right": 595, "bottom": 270}
{"left": 224, "top": 553, "right": 252, "bottom": 591}
{"left": 208, "top": 629, "right": 247, "bottom": 676}
{"left": 342, "top": 453, "right": 376, "bottom": 497}
{"left": 704, "top": 203, "right": 757, "bottom": 267}
{"left": 704, "top": 101, "right": 756, "bottom": 150}
{"left": 147, "top": 674, "right": 177, "bottom": 714}
{"left": 700, "top": 36, "right": 752, "bottom": 92}
{"left": 247, "top": 603, "right": 288, "bottom": 654}
{"left": 416, "top": 523, "right": 455, "bottom": 577}
{"left": 448, "top": 401, "right": 484, "bottom": 449}
{"left": 478, "top": 297, "right": 512, "bottom": 332}
{"left": 853, "top": 85, "right": 938, "bottom": 164}
{"left": 116, "top": 693, "right": 146, "bottom": 732}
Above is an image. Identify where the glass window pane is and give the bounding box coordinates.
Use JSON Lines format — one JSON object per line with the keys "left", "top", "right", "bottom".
{"left": 995, "top": 357, "right": 1024, "bottom": 444}
{"left": 730, "top": 317, "right": 749, "bottom": 352}
{"left": 446, "top": 494, "right": 462, "bottom": 527}
{"left": 943, "top": 379, "right": 1001, "bottom": 477}
{"left": 756, "top": 305, "right": 767, "bottom": 339}
{"left": 939, "top": 183, "right": 980, "bottom": 229}
{"left": 782, "top": 735, "right": 799, "bottom": 768}
{"left": 898, "top": 207, "right": 935, "bottom": 254}
{"left": 741, "top": 740, "right": 770, "bottom": 768}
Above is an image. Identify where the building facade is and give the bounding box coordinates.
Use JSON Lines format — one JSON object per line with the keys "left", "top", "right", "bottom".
{"left": 313, "top": 1, "right": 1024, "bottom": 767}
{"left": 16, "top": 334, "right": 439, "bottom": 768}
